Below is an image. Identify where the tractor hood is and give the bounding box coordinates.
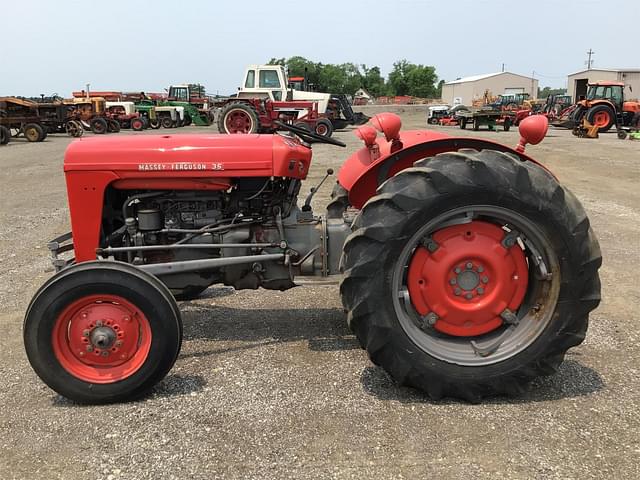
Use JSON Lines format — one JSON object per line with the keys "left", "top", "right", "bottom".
{"left": 64, "top": 133, "right": 313, "bottom": 179}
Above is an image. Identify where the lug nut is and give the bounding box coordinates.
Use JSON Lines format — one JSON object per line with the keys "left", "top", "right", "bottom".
{"left": 454, "top": 267, "right": 461, "bottom": 274}
{"left": 477, "top": 287, "right": 484, "bottom": 295}
{"left": 82, "top": 329, "right": 90, "bottom": 337}
{"left": 101, "top": 351, "right": 109, "bottom": 357}
{"left": 96, "top": 320, "right": 103, "bottom": 327}
{"left": 477, "top": 266, "right": 484, "bottom": 273}
{"left": 454, "top": 288, "right": 461, "bottom": 296}
{"left": 465, "top": 293, "right": 473, "bottom": 300}
{"left": 115, "top": 340, "right": 123, "bottom": 347}
{"left": 482, "top": 276, "right": 489, "bottom": 284}
{"left": 466, "top": 262, "right": 473, "bottom": 269}
{"left": 86, "top": 346, "right": 93, "bottom": 352}
{"left": 449, "top": 278, "right": 457, "bottom": 285}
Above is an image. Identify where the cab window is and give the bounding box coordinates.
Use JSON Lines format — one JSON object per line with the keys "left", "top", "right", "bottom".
{"left": 259, "top": 70, "right": 281, "bottom": 88}
{"left": 245, "top": 70, "right": 255, "bottom": 88}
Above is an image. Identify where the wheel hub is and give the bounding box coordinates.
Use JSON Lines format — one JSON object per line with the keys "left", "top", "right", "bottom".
{"left": 407, "top": 221, "right": 529, "bottom": 337}
{"left": 52, "top": 295, "right": 152, "bottom": 382}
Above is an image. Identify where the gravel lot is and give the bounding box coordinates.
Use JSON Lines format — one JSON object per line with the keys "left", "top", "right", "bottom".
{"left": 1, "top": 107, "right": 639, "bottom": 479}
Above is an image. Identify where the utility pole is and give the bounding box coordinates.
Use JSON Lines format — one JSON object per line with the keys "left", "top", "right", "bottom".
{"left": 586, "top": 49, "right": 595, "bottom": 70}
{"left": 501, "top": 63, "right": 505, "bottom": 72}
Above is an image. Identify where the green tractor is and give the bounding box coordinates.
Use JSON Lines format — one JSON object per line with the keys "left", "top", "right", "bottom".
{"left": 161, "top": 84, "right": 214, "bottom": 126}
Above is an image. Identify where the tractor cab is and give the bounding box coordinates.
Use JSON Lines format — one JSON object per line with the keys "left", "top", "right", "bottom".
{"left": 585, "top": 82, "right": 624, "bottom": 108}
{"left": 238, "top": 65, "right": 330, "bottom": 113}
{"left": 167, "top": 84, "right": 209, "bottom": 108}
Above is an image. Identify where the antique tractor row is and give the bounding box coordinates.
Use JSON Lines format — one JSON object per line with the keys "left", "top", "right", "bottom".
{"left": 24, "top": 113, "right": 601, "bottom": 403}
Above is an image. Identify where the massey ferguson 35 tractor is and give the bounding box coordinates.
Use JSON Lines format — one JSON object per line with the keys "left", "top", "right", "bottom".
{"left": 24, "top": 113, "right": 602, "bottom": 403}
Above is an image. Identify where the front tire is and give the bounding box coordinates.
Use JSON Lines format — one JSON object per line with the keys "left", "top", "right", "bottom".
{"left": 90, "top": 117, "right": 108, "bottom": 134}
{"left": 340, "top": 149, "right": 601, "bottom": 401}
{"left": 218, "top": 102, "right": 259, "bottom": 134}
{"left": 586, "top": 104, "right": 615, "bottom": 132}
{"left": 24, "top": 262, "right": 182, "bottom": 404}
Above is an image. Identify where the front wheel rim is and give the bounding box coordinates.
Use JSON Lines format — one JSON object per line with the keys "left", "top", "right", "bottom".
{"left": 225, "top": 109, "right": 253, "bottom": 134}
{"left": 52, "top": 294, "right": 152, "bottom": 383}
{"left": 392, "top": 205, "right": 560, "bottom": 366}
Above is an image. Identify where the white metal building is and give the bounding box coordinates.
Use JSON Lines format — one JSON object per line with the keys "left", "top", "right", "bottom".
{"left": 567, "top": 68, "right": 640, "bottom": 102}
{"left": 441, "top": 72, "right": 538, "bottom": 106}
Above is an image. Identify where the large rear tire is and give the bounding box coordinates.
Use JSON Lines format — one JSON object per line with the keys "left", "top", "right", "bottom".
{"left": 1, "top": 125, "right": 11, "bottom": 144}
{"left": 218, "top": 102, "right": 259, "bottom": 134}
{"left": 586, "top": 104, "right": 615, "bottom": 132}
{"left": 24, "top": 261, "right": 182, "bottom": 404}
{"left": 340, "top": 149, "right": 601, "bottom": 401}
{"left": 24, "top": 123, "right": 44, "bottom": 142}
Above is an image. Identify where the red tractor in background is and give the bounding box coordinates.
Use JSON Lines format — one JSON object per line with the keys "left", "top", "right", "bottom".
{"left": 23, "top": 113, "right": 601, "bottom": 404}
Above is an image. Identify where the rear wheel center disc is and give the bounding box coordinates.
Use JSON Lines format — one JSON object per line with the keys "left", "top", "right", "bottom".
{"left": 407, "top": 220, "right": 529, "bottom": 337}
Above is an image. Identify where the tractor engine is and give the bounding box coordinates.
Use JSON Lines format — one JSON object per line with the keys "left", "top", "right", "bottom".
{"left": 100, "top": 177, "right": 350, "bottom": 295}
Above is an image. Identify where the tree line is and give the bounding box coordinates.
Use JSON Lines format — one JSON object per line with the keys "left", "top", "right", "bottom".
{"left": 268, "top": 56, "right": 443, "bottom": 98}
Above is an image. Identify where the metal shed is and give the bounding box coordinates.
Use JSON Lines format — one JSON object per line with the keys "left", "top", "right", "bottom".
{"left": 441, "top": 72, "right": 538, "bottom": 106}
{"left": 567, "top": 68, "right": 640, "bottom": 102}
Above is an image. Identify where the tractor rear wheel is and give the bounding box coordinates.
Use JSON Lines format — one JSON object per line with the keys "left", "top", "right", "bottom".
{"left": 24, "top": 123, "right": 44, "bottom": 142}
{"left": 24, "top": 261, "right": 182, "bottom": 403}
{"left": 0, "top": 125, "right": 10, "bottom": 145}
{"left": 340, "top": 149, "right": 601, "bottom": 401}
{"left": 586, "top": 105, "right": 615, "bottom": 132}
{"left": 218, "top": 102, "right": 259, "bottom": 134}
{"left": 149, "top": 118, "right": 161, "bottom": 129}
{"left": 160, "top": 116, "right": 173, "bottom": 129}
{"left": 90, "top": 117, "right": 108, "bottom": 134}
{"left": 314, "top": 118, "right": 334, "bottom": 137}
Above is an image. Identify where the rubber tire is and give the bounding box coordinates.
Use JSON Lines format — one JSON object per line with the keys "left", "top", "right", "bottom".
{"left": 0, "top": 125, "right": 10, "bottom": 145}
{"left": 131, "top": 118, "right": 145, "bottom": 131}
{"left": 90, "top": 117, "right": 108, "bottom": 134}
{"left": 218, "top": 102, "right": 259, "bottom": 134}
{"left": 24, "top": 261, "right": 182, "bottom": 404}
{"left": 340, "top": 149, "right": 602, "bottom": 402}
{"left": 460, "top": 117, "right": 467, "bottom": 129}
{"left": 107, "top": 119, "right": 121, "bottom": 133}
{"left": 160, "top": 116, "right": 173, "bottom": 129}
{"left": 141, "top": 116, "right": 150, "bottom": 129}
{"left": 327, "top": 182, "right": 350, "bottom": 219}
{"left": 503, "top": 118, "right": 512, "bottom": 132}
{"left": 149, "top": 118, "right": 161, "bottom": 129}
{"left": 586, "top": 105, "right": 615, "bottom": 133}
{"left": 314, "top": 118, "right": 334, "bottom": 138}
{"left": 183, "top": 113, "right": 192, "bottom": 126}
{"left": 24, "top": 123, "right": 44, "bottom": 142}
{"left": 473, "top": 119, "right": 480, "bottom": 131}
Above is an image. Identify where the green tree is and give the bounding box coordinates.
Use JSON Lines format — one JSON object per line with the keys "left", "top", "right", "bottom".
{"left": 388, "top": 59, "right": 439, "bottom": 98}
{"left": 538, "top": 86, "right": 567, "bottom": 98}
{"left": 361, "top": 65, "right": 387, "bottom": 97}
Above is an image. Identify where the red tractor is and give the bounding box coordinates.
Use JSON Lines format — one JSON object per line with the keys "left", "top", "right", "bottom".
{"left": 24, "top": 113, "right": 601, "bottom": 403}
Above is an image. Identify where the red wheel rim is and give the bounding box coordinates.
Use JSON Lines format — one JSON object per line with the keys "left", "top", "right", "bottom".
{"left": 592, "top": 111, "right": 610, "bottom": 127}
{"left": 225, "top": 109, "right": 253, "bottom": 134}
{"left": 52, "top": 294, "right": 152, "bottom": 383}
{"left": 316, "top": 123, "right": 328, "bottom": 136}
{"left": 407, "top": 221, "right": 529, "bottom": 337}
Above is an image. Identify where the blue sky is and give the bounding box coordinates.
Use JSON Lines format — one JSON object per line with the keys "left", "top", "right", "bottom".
{"left": 1, "top": 0, "right": 636, "bottom": 97}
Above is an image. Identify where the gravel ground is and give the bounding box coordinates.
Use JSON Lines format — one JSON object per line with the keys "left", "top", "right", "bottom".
{"left": 1, "top": 107, "right": 639, "bottom": 479}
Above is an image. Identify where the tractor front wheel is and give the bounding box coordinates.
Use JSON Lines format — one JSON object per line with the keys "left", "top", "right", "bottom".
{"left": 107, "top": 119, "right": 121, "bottom": 133}
{"left": 340, "top": 149, "right": 601, "bottom": 401}
{"left": 24, "top": 261, "right": 182, "bottom": 403}
{"left": 90, "top": 117, "right": 108, "bottom": 134}
{"left": 218, "top": 102, "right": 259, "bottom": 134}
{"left": 131, "top": 118, "right": 145, "bottom": 131}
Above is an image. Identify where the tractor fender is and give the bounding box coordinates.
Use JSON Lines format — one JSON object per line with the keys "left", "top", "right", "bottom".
{"left": 338, "top": 132, "right": 551, "bottom": 209}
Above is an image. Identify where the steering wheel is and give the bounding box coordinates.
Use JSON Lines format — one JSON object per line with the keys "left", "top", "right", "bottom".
{"left": 274, "top": 120, "right": 346, "bottom": 147}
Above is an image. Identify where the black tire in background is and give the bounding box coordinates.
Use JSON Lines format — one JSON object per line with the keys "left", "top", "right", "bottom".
{"left": 107, "top": 119, "right": 121, "bottom": 133}
{"left": 160, "top": 116, "right": 174, "bottom": 129}
{"left": 24, "top": 123, "right": 44, "bottom": 142}
{"left": 90, "top": 117, "right": 108, "bottom": 134}
{"left": 24, "top": 261, "right": 182, "bottom": 404}
{"left": 218, "top": 102, "right": 259, "bottom": 134}
{"left": 340, "top": 149, "right": 601, "bottom": 401}
{"left": 314, "top": 118, "right": 334, "bottom": 138}
{"left": 149, "top": 118, "right": 161, "bottom": 129}
{"left": 0, "top": 125, "right": 10, "bottom": 145}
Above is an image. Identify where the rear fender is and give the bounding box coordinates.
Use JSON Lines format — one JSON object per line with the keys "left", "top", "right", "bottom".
{"left": 339, "top": 137, "right": 551, "bottom": 209}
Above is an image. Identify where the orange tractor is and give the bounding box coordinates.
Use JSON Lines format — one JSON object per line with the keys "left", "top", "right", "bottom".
{"left": 554, "top": 82, "right": 640, "bottom": 138}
